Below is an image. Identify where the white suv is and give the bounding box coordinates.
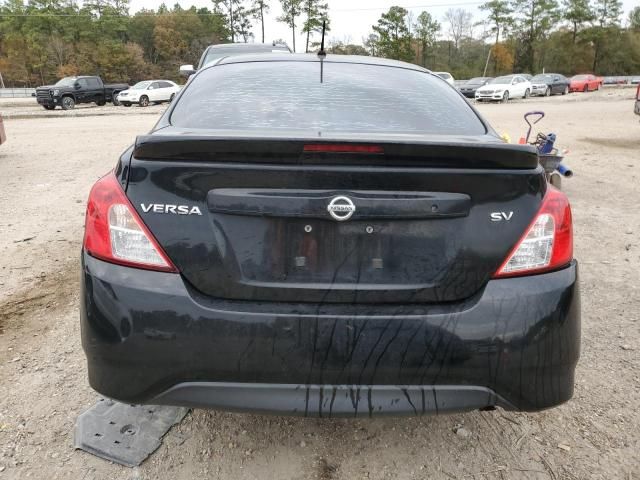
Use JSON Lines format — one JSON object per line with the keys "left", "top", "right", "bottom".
{"left": 117, "top": 80, "right": 181, "bottom": 107}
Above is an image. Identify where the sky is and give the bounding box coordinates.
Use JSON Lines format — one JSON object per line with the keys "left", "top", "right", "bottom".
{"left": 129, "top": 0, "right": 639, "bottom": 52}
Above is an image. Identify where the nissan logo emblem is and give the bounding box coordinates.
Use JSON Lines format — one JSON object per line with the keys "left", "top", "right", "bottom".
{"left": 327, "top": 196, "right": 356, "bottom": 221}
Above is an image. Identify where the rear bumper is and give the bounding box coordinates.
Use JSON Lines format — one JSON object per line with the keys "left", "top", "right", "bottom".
{"left": 80, "top": 254, "right": 581, "bottom": 416}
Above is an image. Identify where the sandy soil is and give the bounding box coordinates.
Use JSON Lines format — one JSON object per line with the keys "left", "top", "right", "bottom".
{"left": 0, "top": 89, "right": 639, "bottom": 479}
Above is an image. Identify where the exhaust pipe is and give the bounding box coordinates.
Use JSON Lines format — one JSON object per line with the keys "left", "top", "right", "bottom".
{"left": 557, "top": 164, "right": 573, "bottom": 178}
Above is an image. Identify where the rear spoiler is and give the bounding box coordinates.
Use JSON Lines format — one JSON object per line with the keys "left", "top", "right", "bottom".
{"left": 133, "top": 135, "right": 540, "bottom": 170}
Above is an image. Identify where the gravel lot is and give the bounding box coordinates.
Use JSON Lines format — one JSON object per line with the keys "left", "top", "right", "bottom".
{"left": 0, "top": 89, "right": 639, "bottom": 479}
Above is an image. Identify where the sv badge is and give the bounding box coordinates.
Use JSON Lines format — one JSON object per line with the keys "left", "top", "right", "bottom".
{"left": 491, "top": 211, "right": 514, "bottom": 222}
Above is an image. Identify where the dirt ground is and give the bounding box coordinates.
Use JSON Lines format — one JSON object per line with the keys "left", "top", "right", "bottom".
{"left": 0, "top": 89, "right": 639, "bottom": 480}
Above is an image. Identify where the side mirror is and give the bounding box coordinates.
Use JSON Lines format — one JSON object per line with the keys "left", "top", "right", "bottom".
{"left": 179, "top": 65, "right": 195, "bottom": 77}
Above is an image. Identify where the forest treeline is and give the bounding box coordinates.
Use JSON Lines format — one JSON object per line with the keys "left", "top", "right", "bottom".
{"left": 0, "top": 0, "right": 638, "bottom": 87}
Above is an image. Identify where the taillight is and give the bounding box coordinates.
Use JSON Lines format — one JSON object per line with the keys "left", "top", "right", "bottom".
{"left": 494, "top": 186, "right": 573, "bottom": 278}
{"left": 83, "top": 173, "right": 178, "bottom": 273}
{"left": 303, "top": 144, "right": 384, "bottom": 154}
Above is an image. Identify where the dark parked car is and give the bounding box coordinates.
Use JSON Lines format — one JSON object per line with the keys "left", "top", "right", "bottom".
{"left": 530, "top": 73, "right": 570, "bottom": 96}
{"left": 179, "top": 42, "right": 292, "bottom": 76}
{"left": 35, "top": 76, "right": 128, "bottom": 110}
{"left": 602, "top": 76, "right": 628, "bottom": 85}
{"left": 458, "top": 76, "right": 493, "bottom": 98}
{"left": 81, "top": 54, "right": 580, "bottom": 417}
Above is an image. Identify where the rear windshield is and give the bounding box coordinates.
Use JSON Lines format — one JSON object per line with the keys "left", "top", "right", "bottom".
{"left": 171, "top": 61, "right": 485, "bottom": 135}
{"left": 55, "top": 77, "right": 77, "bottom": 86}
{"left": 131, "top": 81, "right": 151, "bottom": 89}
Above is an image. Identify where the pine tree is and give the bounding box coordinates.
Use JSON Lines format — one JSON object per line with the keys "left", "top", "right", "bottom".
{"left": 413, "top": 11, "right": 440, "bottom": 67}
{"left": 480, "top": 0, "right": 512, "bottom": 47}
{"left": 213, "top": 0, "right": 249, "bottom": 42}
{"left": 251, "top": 0, "right": 270, "bottom": 43}
{"left": 372, "top": 6, "right": 414, "bottom": 62}
{"left": 511, "top": 0, "right": 560, "bottom": 73}
{"left": 277, "top": 0, "right": 303, "bottom": 52}
{"left": 480, "top": 0, "right": 512, "bottom": 74}
{"left": 630, "top": 7, "right": 640, "bottom": 30}
{"left": 563, "top": 0, "right": 595, "bottom": 43}
{"left": 590, "top": 0, "right": 623, "bottom": 71}
{"left": 301, "top": 0, "right": 330, "bottom": 53}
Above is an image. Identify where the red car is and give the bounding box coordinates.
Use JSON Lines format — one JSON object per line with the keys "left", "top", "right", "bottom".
{"left": 635, "top": 84, "right": 640, "bottom": 116}
{"left": 569, "top": 74, "right": 602, "bottom": 92}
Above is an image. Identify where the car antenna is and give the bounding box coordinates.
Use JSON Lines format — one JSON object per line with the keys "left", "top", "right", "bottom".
{"left": 317, "top": 20, "right": 326, "bottom": 83}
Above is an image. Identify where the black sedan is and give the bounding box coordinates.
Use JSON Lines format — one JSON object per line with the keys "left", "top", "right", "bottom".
{"left": 458, "top": 76, "right": 492, "bottom": 98}
{"left": 530, "top": 73, "right": 570, "bottom": 96}
{"left": 80, "top": 54, "right": 580, "bottom": 417}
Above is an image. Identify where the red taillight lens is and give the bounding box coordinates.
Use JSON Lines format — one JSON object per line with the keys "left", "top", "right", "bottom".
{"left": 303, "top": 144, "right": 384, "bottom": 154}
{"left": 83, "top": 173, "right": 178, "bottom": 273}
{"left": 494, "top": 186, "right": 573, "bottom": 278}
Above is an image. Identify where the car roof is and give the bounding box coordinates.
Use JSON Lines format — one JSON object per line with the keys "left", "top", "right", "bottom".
{"left": 213, "top": 53, "right": 429, "bottom": 73}
{"left": 207, "top": 43, "right": 290, "bottom": 51}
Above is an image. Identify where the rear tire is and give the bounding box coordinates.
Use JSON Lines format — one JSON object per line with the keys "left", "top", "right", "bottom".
{"left": 562, "top": 86, "right": 568, "bottom": 95}
{"left": 96, "top": 100, "right": 106, "bottom": 106}
{"left": 122, "top": 103, "right": 131, "bottom": 107}
{"left": 139, "top": 95, "right": 149, "bottom": 107}
{"left": 502, "top": 91, "right": 509, "bottom": 103}
{"left": 524, "top": 88, "right": 530, "bottom": 99}
{"left": 583, "top": 85, "right": 588, "bottom": 92}
{"left": 545, "top": 87, "right": 551, "bottom": 97}
{"left": 112, "top": 93, "right": 120, "bottom": 106}
{"left": 61, "top": 96, "right": 75, "bottom": 110}
{"left": 169, "top": 93, "right": 175, "bottom": 102}
{"left": 43, "top": 105, "right": 55, "bottom": 110}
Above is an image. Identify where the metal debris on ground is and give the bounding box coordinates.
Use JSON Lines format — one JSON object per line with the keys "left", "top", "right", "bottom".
{"left": 74, "top": 398, "right": 188, "bottom": 467}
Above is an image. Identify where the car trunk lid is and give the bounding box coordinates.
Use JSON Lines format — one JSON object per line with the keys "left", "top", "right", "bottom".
{"left": 125, "top": 133, "right": 544, "bottom": 304}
